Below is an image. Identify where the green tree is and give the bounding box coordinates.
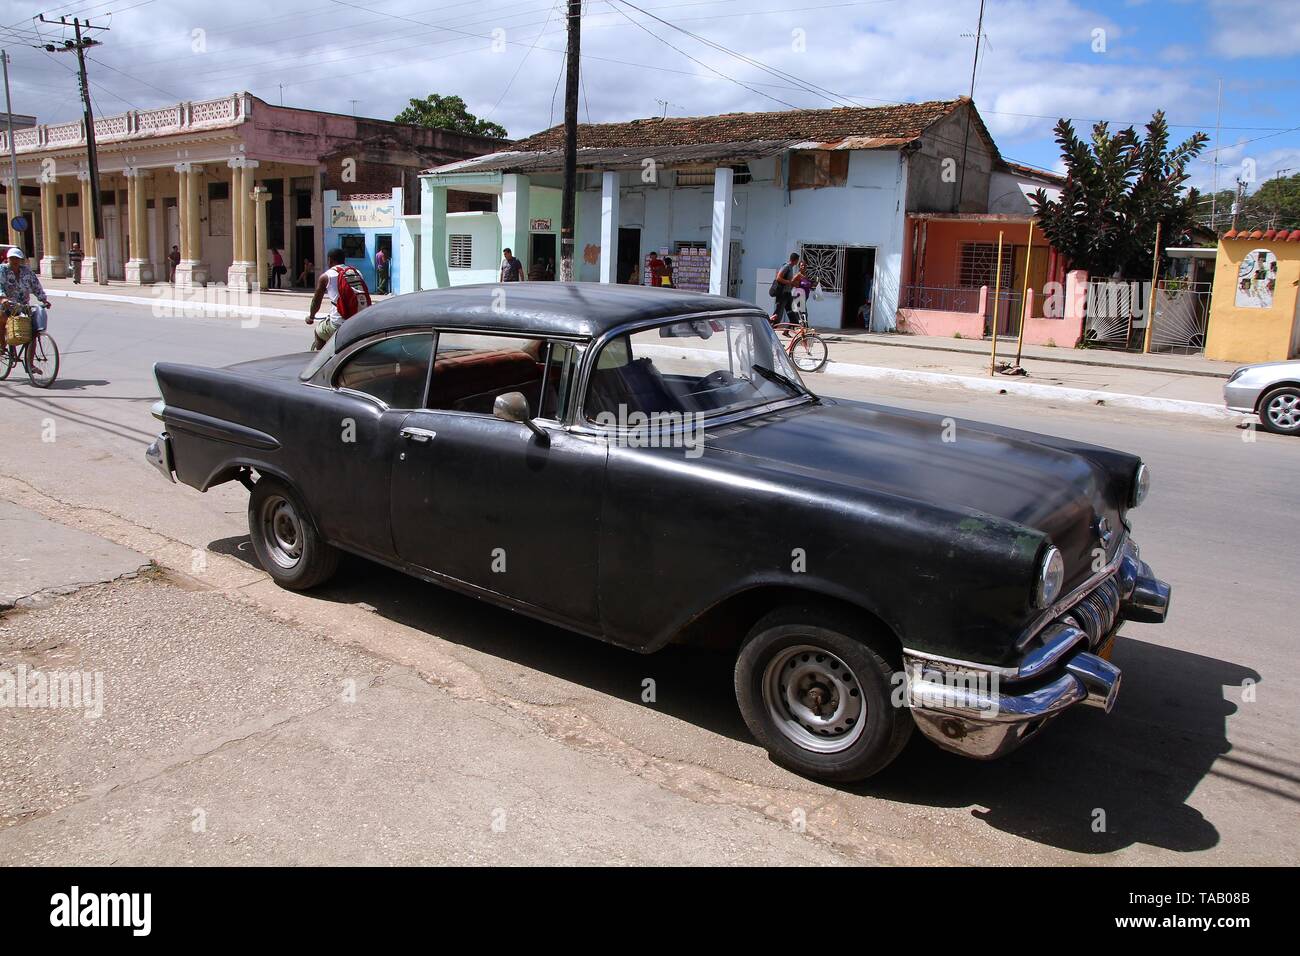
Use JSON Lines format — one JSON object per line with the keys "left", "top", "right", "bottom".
{"left": 394, "top": 94, "right": 508, "bottom": 139}
{"left": 1030, "top": 112, "right": 1208, "bottom": 279}
{"left": 1204, "top": 173, "right": 1300, "bottom": 232}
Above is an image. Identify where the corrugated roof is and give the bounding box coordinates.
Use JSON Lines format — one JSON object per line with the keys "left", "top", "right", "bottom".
{"left": 512, "top": 98, "right": 966, "bottom": 151}
{"left": 425, "top": 98, "right": 993, "bottom": 176}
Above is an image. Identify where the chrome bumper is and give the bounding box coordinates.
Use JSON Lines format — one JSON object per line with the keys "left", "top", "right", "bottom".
{"left": 145, "top": 431, "right": 175, "bottom": 483}
{"left": 905, "top": 539, "right": 1170, "bottom": 760}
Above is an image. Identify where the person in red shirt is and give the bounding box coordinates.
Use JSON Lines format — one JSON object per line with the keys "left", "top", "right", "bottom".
{"left": 647, "top": 251, "right": 665, "bottom": 287}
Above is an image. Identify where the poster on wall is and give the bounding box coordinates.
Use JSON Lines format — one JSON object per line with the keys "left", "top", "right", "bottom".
{"left": 1236, "top": 248, "right": 1278, "bottom": 309}
{"left": 328, "top": 200, "right": 396, "bottom": 230}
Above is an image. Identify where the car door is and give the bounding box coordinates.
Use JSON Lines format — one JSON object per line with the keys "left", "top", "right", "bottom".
{"left": 315, "top": 330, "right": 438, "bottom": 560}
{"left": 389, "top": 335, "right": 605, "bottom": 630}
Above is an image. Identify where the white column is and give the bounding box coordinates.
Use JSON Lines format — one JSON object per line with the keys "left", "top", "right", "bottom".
{"left": 708, "top": 166, "right": 734, "bottom": 296}
{"left": 421, "top": 178, "right": 449, "bottom": 289}
{"left": 599, "top": 171, "right": 619, "bottom": 284}
{"left": 173, "top": 162, "right": 208, "bottom": 288}
{"left": 227, "top": 159, "right": 250, "bottom": 289}
{"left": 499, "top": 173, "right": 530, "bottom": 268}
{"left": 76, "top": 170, "right": 98, "bottom": 283}
{"left": 39, "top": 178, "right": 66, "bottom": 278}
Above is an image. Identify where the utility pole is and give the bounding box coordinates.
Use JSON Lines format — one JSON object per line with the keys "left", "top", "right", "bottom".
{"left": 2, "top": 50, "right": 21, "bottom": 231}
{"left": 1210, "top": 78, "right": 1222, "bottom": 231}
{"left": 1231, "top": 178, "right": 1246, "bottom": 232}
{"left": 955, "top": 0, "right": 987, "bottom": 213}
{"left": 41, "top": 15, "right": 109, "bottom": 285}
{"left": 559, "top": 0, "right": 581, "bottom": 282}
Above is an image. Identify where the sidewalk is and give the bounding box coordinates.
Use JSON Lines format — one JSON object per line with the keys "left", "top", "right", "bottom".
{"left": 829, "top": 329, "right": 1237, "bottom": 379}
{"left": 40, "top": 278, "right": 1237, "bottom": 419}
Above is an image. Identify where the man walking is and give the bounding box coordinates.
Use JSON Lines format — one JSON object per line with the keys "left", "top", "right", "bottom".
{"left": 67, "top": 242, "right": 84, "bottom": 284}
{"left": 771, "top": 252, "right": 800, "bottom": 324}
{"left": 374, "top": 245, "right": 389, "bottom": 294}
{"left": 500, "top": 247, "right": 524, "bottom": 282}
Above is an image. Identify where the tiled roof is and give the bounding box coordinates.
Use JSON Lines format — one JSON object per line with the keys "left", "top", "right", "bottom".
{"left": 999, "top": 160, "right": 1066, "bottom": 185}
{"left": 512, "top": 98, "right": 969, "bottom": 152}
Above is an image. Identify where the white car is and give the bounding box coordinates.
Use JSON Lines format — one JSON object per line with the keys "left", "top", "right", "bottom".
{"left": 1224, "top": 360, "right": 1300, "bottom": 435}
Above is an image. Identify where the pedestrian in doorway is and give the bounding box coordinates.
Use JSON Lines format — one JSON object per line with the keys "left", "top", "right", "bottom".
{"left": 528, "top": 257, "right": 547, "bottom": 281}
{"left": 67, "top": 242, "right": 84, "bottom": 284}
{"left": 374, "top": 246, "right": 389, "bottom": 294}
{"left": 297, "top": 257, "right": 315, "bottom": 288}
{"left": 269, "top": 248, "right": 285, "bottom": 289}
{"left": 500, "top": 247, "right": 524, "bottom": 282}
{"left": 167, "top": 244, "right": 181, "bottom": 282}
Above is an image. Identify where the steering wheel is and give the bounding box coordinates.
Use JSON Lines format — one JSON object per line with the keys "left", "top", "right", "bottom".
{"left": 697, "top": 369, "right": 737, "bottom": 391}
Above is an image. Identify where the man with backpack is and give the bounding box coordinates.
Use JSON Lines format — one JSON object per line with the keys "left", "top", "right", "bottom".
{"left": 306, "top": 248, "right": 372, "bottom": 350}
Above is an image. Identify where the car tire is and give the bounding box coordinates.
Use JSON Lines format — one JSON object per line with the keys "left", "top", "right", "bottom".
{"left": 1257, "top": 385, "right": 1300, "bottom": 436}
{"left": 735, "top": 605, "right": 913, "bottom": 782}
{"left": 247, "top": 476, "right": 340, "bottom": 590}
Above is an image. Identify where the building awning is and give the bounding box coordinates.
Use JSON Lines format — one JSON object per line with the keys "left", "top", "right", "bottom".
{"left": 1165, "top": 246, "right": 1218, "bottom": 259}
{"left": 425, "top": 141, "right": 802, "bottom": 176}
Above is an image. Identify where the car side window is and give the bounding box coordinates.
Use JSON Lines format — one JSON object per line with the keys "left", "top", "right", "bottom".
{"left": 335, "top": 333, "right": 434, "bottom": 408}
{"left": 426, "top": 332, "right": 553, "bottom": 416}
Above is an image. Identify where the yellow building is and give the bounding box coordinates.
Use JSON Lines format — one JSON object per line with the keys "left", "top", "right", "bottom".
{"left": 1206, "top": 230, "right": 1300, "bottom": 363}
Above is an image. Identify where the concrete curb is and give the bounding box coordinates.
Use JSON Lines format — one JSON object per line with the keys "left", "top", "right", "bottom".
{"left": 823, "top": 333, "right": 1233, "bottom": 379}
{"left": 639, "top": 342, "right": 1238, "bottom": 421}
{"left": 818, "top": 358, "right": 1239, "bottom": 420}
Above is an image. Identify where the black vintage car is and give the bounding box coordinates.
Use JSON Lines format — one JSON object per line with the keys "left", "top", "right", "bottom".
{"left": 147, "top": 284, "right": 1170, "bottom": 782}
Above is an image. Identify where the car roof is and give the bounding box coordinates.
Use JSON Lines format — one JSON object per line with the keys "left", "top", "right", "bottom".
{"left": 333, "top": 283, "right": 764, "bottom": 349}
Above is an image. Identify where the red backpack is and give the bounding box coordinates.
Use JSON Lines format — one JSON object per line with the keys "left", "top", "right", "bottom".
{"left": 333, "top": 265, "right": 372, "bottom": 319}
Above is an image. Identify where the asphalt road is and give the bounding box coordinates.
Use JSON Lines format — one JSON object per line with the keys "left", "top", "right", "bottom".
{"left": 1, "top": 295, "right": 1297, "bottom": 865}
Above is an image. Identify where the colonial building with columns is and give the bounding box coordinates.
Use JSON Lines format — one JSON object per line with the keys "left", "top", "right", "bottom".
{"left": 2, "top": 92, "right": 504, "bottom": 289}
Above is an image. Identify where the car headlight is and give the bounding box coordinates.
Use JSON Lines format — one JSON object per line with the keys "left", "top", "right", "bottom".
{"left": 1130, "top": 462, "right": 1150, "bottom": 509}
{"left": 1036, "top": 545, "right": 1065, "bottom": 608}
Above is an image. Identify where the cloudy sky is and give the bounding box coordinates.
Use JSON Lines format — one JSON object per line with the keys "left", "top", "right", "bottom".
{"left": 2, "top": 0, "right": 1297, "bottom": 198}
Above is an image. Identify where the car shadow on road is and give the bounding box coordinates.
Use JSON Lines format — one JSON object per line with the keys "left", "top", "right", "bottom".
{"left": 209, "top": 536, "right": 1264, "bottom": 856}
{"left": 860, "top": 635, "right": 1265, "bottom": 854}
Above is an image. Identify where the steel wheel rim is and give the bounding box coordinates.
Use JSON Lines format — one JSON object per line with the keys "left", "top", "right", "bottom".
{"left": 260, "top": 495, "right": 304, "bottom": 569}
{"left": 25, "top": 335, "right": 57, "bottom": 387}
{"left": 791, "top": 335, "right": 826, "bottom": 372}
{"left": 762, "top": 644, "right": 867, "bottom": 754}
{"left": 1267, "top": 393, "right": 1300, "bottom": 429}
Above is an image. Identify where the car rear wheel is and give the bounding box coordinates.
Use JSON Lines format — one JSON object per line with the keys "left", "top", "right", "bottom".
{"left": 735, "top": 605, "right": 912, "bottom": 782}
{"left": 1258, "top": 386, "right": 1300, "bottom": 436}
{"left": 247, "top": 476, "right": 340, "bottom": 590}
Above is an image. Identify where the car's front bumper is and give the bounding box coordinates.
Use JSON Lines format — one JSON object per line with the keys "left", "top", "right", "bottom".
{"left": 903, "top": 539, "right": 1170, "bottom": 760}
{"left": 1224, "top": 380, "right": 1263, "bottom": 414}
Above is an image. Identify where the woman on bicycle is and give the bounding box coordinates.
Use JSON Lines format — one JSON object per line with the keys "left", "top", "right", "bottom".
{"left": 0, "top": 247, "right": 54, "bottom": 379}
{"left": 0, "top": 248, "right": 52, "bottom": 332}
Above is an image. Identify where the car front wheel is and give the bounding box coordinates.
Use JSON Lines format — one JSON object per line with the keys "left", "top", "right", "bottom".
{"left": 735, "top": 606, "right": 912, "bottom": 782}
{"left": 1258, "top": 385, "right": 1300, "bottom": 436}
{"left": 247, "top": 476, "right": 340, "bottom": 590}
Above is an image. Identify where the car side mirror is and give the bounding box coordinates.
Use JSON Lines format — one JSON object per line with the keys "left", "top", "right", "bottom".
{"left": 494, "top": 391, "right": 549, "bottom": 444}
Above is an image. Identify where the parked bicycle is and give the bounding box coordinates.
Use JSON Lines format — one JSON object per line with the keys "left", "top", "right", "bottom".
{"left": 0, "top": 304, "right": 60, "bottom": 388}
{"left": 771, "top": 292, "right": 828, "bottom": 373}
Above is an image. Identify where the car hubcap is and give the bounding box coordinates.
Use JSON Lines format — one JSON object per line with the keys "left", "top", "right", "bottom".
{"left": 762, "top": 644, "right": 867, "bottom": 754}
{"left": 261, "top": 495, "right": 304, "bottom": 569}
{"left": 1267, "top": 394, "right": 1300, "bottom": 429}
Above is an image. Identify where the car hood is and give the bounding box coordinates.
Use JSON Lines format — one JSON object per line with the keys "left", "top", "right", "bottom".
{"left": 707, "top": 398, "right": 1130, "bottom": 585}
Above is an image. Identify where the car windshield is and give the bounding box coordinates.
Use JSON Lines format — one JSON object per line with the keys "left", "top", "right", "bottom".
{"left": 300, "top": 334, "right": 336, "bottom": 381}
{"left": 584, "top": 312, "right": 810, "bottom": 423}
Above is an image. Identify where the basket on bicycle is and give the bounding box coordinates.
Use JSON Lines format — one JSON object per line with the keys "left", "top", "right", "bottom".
{"left": 3, "top": 309, "right": 32, "bottom": 346}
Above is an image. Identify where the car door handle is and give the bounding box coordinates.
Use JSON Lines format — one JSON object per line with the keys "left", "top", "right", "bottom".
{"left": 399, "top": 426, "right": 437, "bottom": 443}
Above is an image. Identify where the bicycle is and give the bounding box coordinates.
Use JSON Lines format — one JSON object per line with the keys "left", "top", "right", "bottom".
{"left": 771, "top": 312, "right": 829, "bottom": 373}
{"left": 0, "top": 305, "right": 60, "bottom": 388}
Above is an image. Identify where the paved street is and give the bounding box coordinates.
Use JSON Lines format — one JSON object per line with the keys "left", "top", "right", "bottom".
{"left": 1, "top": 296, "right": 1297, "bottom": 865}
